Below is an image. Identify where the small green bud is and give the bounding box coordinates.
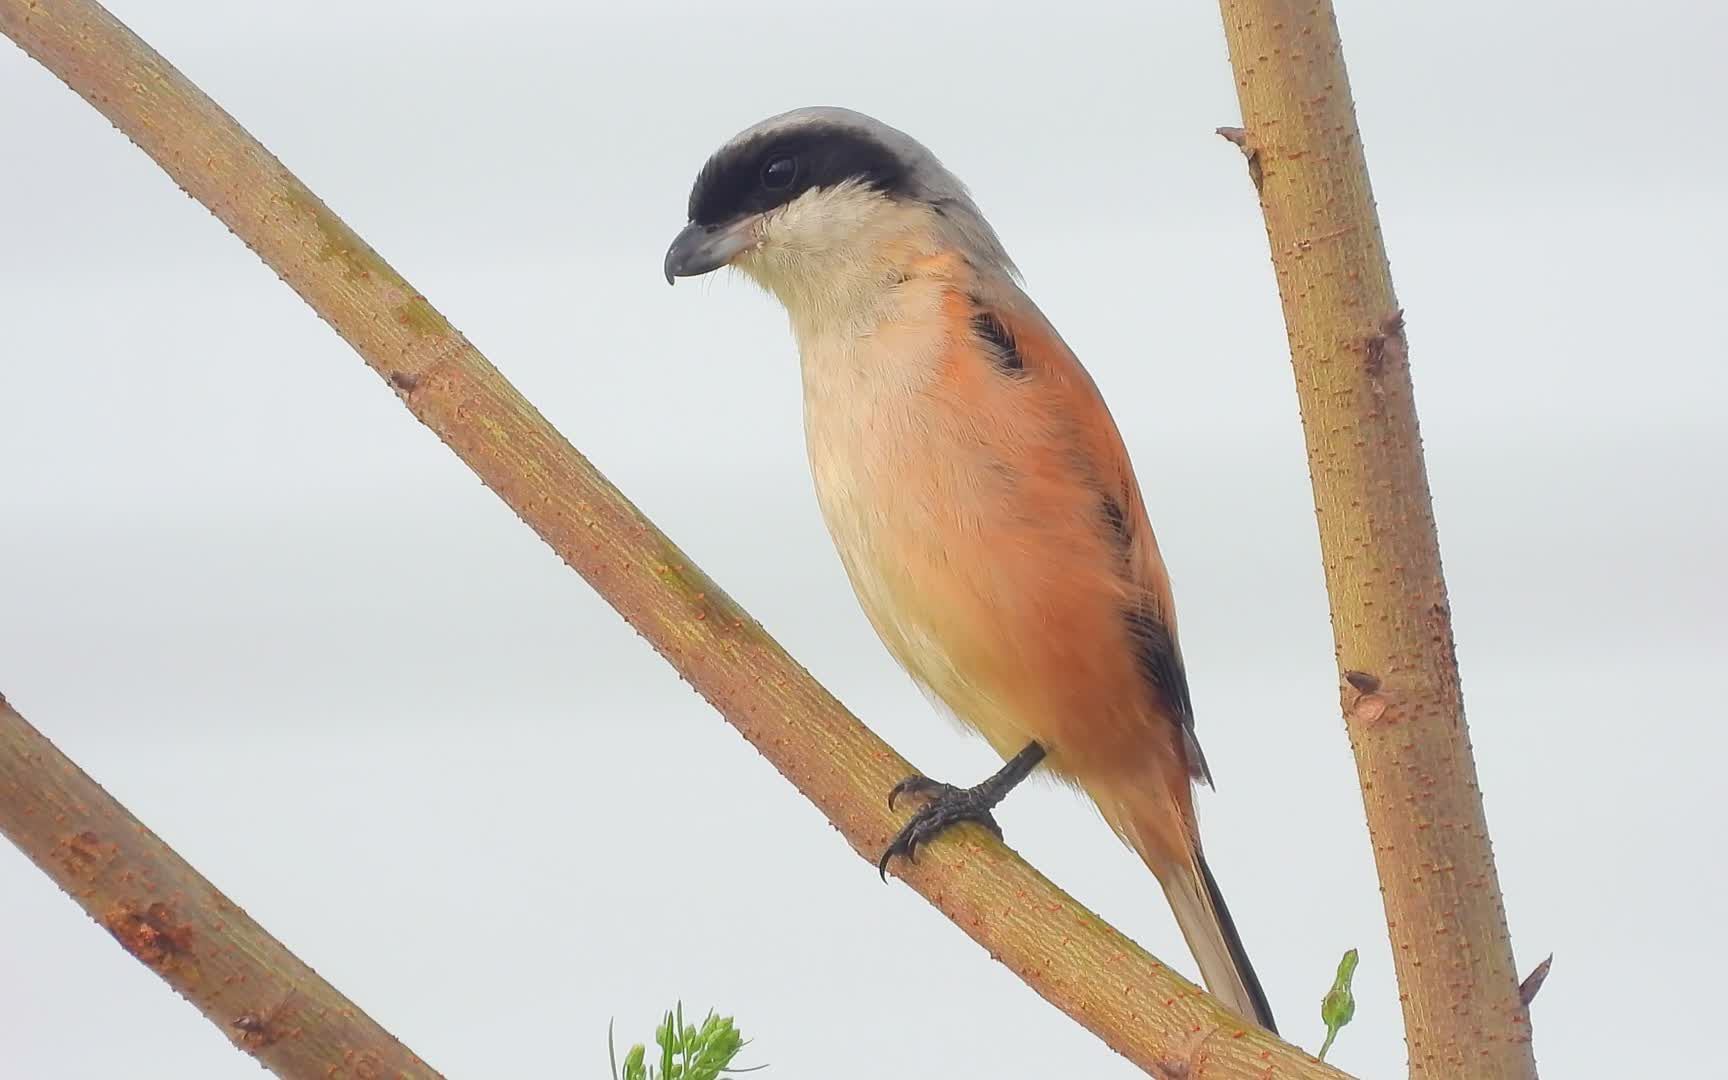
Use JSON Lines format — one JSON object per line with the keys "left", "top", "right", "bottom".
{"left": 622, "top": 1044, "right": 647, "bottom": 1080}
{"left": 1317, "top": 947, "right": 1359, "bottom": 1061}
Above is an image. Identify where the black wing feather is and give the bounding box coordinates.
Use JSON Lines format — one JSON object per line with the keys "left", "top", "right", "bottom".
{"left": 1125, "top": 606, "right": 1212, "bottom": 785}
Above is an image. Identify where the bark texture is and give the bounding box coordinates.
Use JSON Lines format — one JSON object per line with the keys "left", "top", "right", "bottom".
{"left": 0, "top": 694, "right": 444, "bottom": 1078}
{"left": 0, "top": 0, "right": 1362, "bottom": 1074}
{"left": 1215, "top": 2, "right": 1538, "bottom": 1076}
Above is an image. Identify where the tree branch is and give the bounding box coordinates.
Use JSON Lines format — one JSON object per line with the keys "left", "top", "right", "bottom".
{"left": 0, "top": 1, "right": 1356, "bottom": 1075}
{"left": 0, "top": 692, "right": 445, "bottom": 1077}
{"left": 1214, "top": 2, "right": 1538, "bottom": 1076}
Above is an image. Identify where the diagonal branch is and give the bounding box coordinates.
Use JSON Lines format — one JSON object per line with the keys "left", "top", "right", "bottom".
{"left": 1215, "top": 2, "right": 1538, "bottom": 1076}
{"left": 1, "top": 1, "right": 1353, "bottom": 1076}
{"left": 3, "top": 1, "right": 1350, "bottom": 1075}
{"left": 0, "top": 692, "right": 445, "bottom": 1077}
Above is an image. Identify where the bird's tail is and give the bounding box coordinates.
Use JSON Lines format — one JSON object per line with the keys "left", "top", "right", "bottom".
{"left": 1159, "top": 850, "right": 1277, "bottom": 1032}
{"left": 1101, "top": 791, "right": 1277, "bottom": 1033}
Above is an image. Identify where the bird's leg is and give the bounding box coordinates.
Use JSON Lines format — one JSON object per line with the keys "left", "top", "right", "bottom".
{"left": 878, "top": 741, "right": 1047, "bottom": 879}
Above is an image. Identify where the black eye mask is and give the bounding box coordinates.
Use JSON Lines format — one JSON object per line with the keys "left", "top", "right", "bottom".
{"left": 687, "top": 123, "right": 913, "bottom": 228}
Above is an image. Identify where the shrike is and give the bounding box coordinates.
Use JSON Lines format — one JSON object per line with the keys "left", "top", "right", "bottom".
{"left": 664, "top": 106, "right": 1275, "bottom": 1032}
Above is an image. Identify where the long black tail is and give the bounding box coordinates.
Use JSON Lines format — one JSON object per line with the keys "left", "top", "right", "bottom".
{"left": 1109, "top": 792, "right": 1278, "bottom": 1032}
{"left": 1196, "top": 851, "right": 1277, "bottom": 1032}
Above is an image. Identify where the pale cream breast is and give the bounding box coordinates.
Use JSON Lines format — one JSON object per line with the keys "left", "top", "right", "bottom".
{"left": 796, "top": 278, "right": 942, "bottom": 645}
{"left": 730, "top": 192, "right": 1034, "bottom": 754}
{"left": 790, "top": 281, "right": 1029, "bottom": 756}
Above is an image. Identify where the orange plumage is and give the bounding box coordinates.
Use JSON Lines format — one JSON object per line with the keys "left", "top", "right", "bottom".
{"left": 667, "top": 106, "right": 1275, "bottom": 1031}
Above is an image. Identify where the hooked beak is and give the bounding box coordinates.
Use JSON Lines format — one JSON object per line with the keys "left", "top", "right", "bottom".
{"left": 663, "top": 216, "right": 760, "bottom": 284}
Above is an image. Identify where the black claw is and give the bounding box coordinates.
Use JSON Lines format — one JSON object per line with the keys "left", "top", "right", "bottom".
{"left": 876, "top": 777, "right": 1004, "bottom": 881}
{"left": 876, "top": 743, "right": 1047, "bottom": 883}
{"left": 886, "top": 775, "right": 944, "bottom": 810}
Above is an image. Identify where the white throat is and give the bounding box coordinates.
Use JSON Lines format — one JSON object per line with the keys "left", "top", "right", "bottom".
{"left": 734, "top": 185, "right": 941, "bottom": 346}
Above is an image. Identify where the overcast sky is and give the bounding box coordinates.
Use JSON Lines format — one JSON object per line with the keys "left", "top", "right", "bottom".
{"left": 3, "top": 2, "right": 1725, "bottom": 1077}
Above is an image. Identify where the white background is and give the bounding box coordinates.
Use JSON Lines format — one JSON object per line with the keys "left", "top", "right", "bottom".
{"left": 3, "top": 2, "right": 1724, "bottom": 1077}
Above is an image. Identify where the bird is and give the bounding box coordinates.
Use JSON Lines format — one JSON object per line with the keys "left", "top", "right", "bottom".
{"left": 663, "top": 106, "right": 1276, "bottom": 1032}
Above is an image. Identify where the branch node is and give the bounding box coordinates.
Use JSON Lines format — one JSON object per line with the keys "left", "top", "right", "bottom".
{"left": 1151, "top": 1023, "right": 1223, "bottom": 1079}
{"left": 102, "top": 900, "right": 194, "bottom": 971}
{"left": 231, "top": 1012, "right": 280, "bottom": 1050}
{"left": 1344, "top": 671, "right": 1393, "bottom": 725}
{"left": 1364, "top": 310, "right": 1408, "bottom": 379}
{"left": 1342, "top": 670, "right": 1380, "bottom": 694}
{"left": 1215, "top": 126, "right": 1264, "bottom": 193}
{"left": 1518, "top": 954, "right": 1553, "bottom": 1007}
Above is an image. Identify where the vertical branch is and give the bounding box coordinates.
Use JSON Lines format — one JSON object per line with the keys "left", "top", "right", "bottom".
{"left": 0, "top": 693, "right": 444, "bottom": 1078}
{"left": 1214, "top": 3, "right": 1537, "bottom": 1077}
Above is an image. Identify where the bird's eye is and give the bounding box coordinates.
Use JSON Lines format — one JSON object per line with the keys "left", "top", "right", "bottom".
{"left": 761, "top": 155, "right": 797, "bottom": 191}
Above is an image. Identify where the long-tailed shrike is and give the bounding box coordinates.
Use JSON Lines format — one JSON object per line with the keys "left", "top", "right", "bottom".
{"left": 664, "top": 106, "right": 1275, "bottom": 1032}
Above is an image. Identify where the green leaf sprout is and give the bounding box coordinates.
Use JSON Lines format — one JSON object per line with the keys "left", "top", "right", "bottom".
{"left": 610, "top": 1003, "right": 761, "bottom": 1080}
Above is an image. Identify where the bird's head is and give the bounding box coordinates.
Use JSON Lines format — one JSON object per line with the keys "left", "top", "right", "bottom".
{"left": 663, "top": 107, "right": 1014, "bottom": 314}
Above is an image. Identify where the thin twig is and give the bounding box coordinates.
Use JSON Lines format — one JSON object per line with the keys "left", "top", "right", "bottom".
{"left": 1519, "top": 955, "right": 1554, "bottom": 1007}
